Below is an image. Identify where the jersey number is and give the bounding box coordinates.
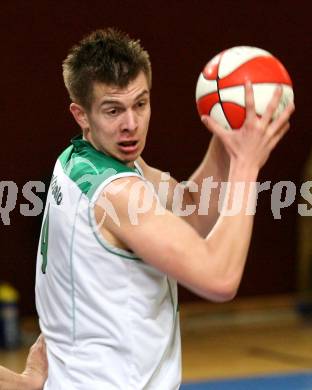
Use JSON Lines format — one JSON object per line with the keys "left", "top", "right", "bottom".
{"left": 40, "top": 204, "right": 50, "bottom": 274}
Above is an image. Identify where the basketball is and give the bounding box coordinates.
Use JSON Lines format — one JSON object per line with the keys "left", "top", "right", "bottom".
{"left": 195, "top": 46, "right": 294, "bottom": 130}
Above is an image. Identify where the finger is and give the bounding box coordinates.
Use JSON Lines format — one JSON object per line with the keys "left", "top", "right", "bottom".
{"left": 244, "top": 81, "right": 256, "bottom": 125}
{"left": 34, "top": 334, "right": 46, "bottom": 349}
{"left": 267, "top": 101, "right": 295, "bottom": 137}
{"left": 261, "top": 85, "right": 283, "bottom": 127}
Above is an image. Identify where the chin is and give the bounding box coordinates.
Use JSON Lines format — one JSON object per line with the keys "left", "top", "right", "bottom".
{"left": 118, "top": 149, "right": 143, "bottom": 166}
{"left": 123, "top": 156, "right": 138, "bottom": 167}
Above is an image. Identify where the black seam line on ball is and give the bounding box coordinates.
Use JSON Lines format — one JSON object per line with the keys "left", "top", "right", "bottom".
{"left": 216, "top": 76, "right": 230, "bottom": 128}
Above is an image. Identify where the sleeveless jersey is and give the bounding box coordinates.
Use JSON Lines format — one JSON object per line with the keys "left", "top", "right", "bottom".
{"left": 35, "top": 136, "right": 181, "bottom": 390}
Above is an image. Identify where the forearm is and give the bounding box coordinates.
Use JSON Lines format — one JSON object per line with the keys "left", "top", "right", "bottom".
{"left": 203, "top": 162, "right": 259, "bottom": 299}
{"left": 0, "top": 366, "right": 30, "bottom": 390}
{"left": 186, "top": 136, "right": 230, "bottom": 235}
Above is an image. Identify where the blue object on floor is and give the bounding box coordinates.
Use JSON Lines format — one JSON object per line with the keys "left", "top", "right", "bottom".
{"left": 180, "top": 372, "right": 312, "bottom": 389}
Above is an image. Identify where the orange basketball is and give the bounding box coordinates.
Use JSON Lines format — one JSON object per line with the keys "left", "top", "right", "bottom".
{"left": 196, "top": 46, "right": 294, "bottom": 130}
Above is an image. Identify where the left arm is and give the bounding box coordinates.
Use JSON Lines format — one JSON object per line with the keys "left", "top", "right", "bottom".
{"left": 0, "top": 366, "right": 29, "bottom": 390}
{"left": 0, "top": 335, "right": 48, "bottom": 390}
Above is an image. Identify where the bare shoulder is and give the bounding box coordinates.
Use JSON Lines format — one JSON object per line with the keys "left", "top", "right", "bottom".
{"left": 94, "top": 175, "right": 158, "bottom": 229}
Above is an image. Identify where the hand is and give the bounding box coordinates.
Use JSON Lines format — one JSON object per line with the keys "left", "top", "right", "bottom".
{"left": 21, "top": 335, "right": 48, "bottom": 390}
{"left": 201, "top": 81, "right": 295, "bottom": 172}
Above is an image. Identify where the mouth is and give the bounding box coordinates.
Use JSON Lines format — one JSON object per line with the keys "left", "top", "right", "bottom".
{"left": 117, "top": 140, "right": 139, "bottom": 154}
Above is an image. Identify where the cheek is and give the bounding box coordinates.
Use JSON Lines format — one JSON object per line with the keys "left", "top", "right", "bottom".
{"left": 147, "top": 109, "right": 151, "bottom": 126}
{"left": 93, "top": 119, "right": 117, "bottom": 139}
{"left": 142, "top": 110, "right": 151, "bottom": 129}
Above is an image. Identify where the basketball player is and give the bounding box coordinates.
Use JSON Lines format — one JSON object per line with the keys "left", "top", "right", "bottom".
{"left": 0, "top": 335, "right": 47, "bottom": 390}
{"left": 34, "top": 28, "right": 294, "bottom": 389}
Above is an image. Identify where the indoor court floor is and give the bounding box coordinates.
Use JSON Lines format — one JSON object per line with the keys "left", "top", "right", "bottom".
{"left": 1, "top": 294, "right": 312, "bottom": 389}
{"left": 180, "top": 294, "right": 312, "bottom": 389}
{"left": 181, "top": 373, "right": 312, "bottom": 390}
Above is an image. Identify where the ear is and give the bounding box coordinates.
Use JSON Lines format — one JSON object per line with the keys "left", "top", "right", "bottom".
{"left": 69, "top": 103, "right": 90, "bottom": 130}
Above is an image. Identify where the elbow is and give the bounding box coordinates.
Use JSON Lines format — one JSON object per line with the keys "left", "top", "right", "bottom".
{"left": 212, "top": 286, "right": 238, "bottom": 303}
{"left": 200, "top": 278, "right": 239, "bottom": 303}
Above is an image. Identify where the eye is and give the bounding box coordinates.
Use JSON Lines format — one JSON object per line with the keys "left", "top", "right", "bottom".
{"left": 105, "top": 107, "right": 121, "bottom": 117}
{"left": 136, "top": 100, "right": 147, "bottom": 109}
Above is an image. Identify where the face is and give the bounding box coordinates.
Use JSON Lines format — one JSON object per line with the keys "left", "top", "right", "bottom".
{"left": 71, "top": 72, "right": 151, "bottom": 167}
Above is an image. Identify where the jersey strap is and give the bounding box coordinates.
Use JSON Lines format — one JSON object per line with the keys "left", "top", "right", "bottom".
{"left": 58, "top": 135, "right": 141, "bottom": 200}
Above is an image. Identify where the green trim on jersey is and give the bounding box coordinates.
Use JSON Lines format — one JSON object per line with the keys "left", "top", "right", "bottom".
{"left": 69, "top": 192, "right": 83, "bottom": 341}
{"left": 59, "top": 135, "right": 143, "bottom": 261}
{"left": 87, "top": 206, "right": 141, "bottom": 261}
{"left": 40, "top": 204, "right": 50, "bottom": 274}
{"left": 58, "top": 135, "right": 139, "bottom": 200}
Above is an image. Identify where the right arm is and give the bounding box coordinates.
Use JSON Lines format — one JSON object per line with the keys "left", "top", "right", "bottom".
{"left": 97, "top": 161, "right": 258, "bottom": 301}
{"left": 95, "top": 83, "right": 294, "bottom": 302}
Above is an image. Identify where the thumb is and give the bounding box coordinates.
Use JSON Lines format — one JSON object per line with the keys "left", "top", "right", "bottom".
{"left": 34, "top": 334, "right": 46, "bottom": 352}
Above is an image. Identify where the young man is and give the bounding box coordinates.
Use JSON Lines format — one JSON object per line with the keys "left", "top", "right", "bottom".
{"left": 35, "top": 28, "right": 294, "bottom": 389}
{"left": 0, "top": 335, "right": 47, "bottom": 390}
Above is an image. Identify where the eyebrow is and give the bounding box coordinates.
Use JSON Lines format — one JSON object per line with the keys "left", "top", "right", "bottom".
{"left": 100, "top": 90, "right": 150, "bottom": 107}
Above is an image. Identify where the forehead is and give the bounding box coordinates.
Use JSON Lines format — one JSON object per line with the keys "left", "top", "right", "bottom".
{"left": 91, "top": 72, "right": 149, "bottom": 105}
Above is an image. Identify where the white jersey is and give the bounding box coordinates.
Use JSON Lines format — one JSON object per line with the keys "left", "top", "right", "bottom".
{"left": 35, "top": 136, "right": 181, "bottom": 390}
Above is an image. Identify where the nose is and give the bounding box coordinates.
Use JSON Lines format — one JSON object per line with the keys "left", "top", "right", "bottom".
{"left": 121, "top": 109, "right": 138, "bottom": 132}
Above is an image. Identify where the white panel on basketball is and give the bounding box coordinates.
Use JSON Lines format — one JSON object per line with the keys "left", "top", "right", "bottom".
{"left": 273, "top": 85, "right": 294, "bottom": 118}
{"left": 210, "top": 103, "right": 232, "bottom": 130}
{"left": 252, "top": 83, "right": 295, "bottom": 116}
{"left": 219, "top": 83, "right": 294, "bottom": 118}
{"left": 252, "top": 83, "right": 279, "bottom": 115}
{"left": 195, "top": 74, "right": 218, "bottom": 100}
{"left": 218, "top": 46, "right": 272, "bottom": 79}
{"left": 219, "top": 85, "right": 245, "bottom": 106}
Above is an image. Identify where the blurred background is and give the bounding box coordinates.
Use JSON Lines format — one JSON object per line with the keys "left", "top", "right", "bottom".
{"left": 0, "top": 0, "right": 312, "bottom": 383}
